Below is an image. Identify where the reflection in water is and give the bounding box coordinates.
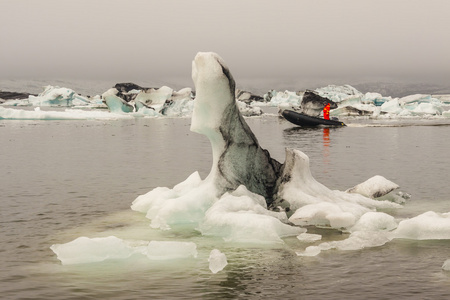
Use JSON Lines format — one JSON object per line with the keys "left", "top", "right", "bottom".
{"left": 282, "top": 126, "right": 333, "bottom": 176}
{"left": 322, "top": 128, "right": 330, "bottom": 173}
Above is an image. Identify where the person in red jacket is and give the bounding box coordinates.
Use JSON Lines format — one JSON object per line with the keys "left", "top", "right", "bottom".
{"left": 323, "top": 103, "right": 331, "bottom": 120}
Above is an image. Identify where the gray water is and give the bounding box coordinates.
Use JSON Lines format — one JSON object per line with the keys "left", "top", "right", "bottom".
{"left": 1, "top": 115, "right": 450, "bottom": 299}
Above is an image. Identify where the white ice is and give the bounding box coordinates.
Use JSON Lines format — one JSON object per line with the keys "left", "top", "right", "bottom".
{"left": 132, "top": 174, "right": 302, "bottom": 242}
{"left": 297, "top": 233, "right": 322, "bottom": 243}
{"left": 443, "top": 259, "right": 450, "bottom": 271}
{"left": 50, "top": 236, "right": 140, "bottom": 265}
{"left": 197, "top": 186, "right": 304, "bottom": 243}
{"left": 208, "top": 249, "right": 228, "bottom": 273}
{"left": 0, "top": 106, "right": 136, "bottom": 120}
{"left": 2, "top": 86, "right": 90, "bottom": 107}
{"left": 297, "top": 210, "right": 450, "bottom": 257}
{"left": 393, "top": 211, "right": 450, "bottom": 240}
{"left": 278, "top": 149, "right": 400, "bottom": 230}
{"left": 50, "top": 236, "right": 198, "bottom": 265}
{"left": 346, "top": 175, "right": 399, "bottom": 199}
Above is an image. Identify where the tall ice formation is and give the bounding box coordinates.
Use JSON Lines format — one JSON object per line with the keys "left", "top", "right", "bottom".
{"left": 191, "top": 52, "right": 282, "bottom": 201}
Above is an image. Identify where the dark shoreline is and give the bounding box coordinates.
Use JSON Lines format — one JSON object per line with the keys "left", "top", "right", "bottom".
{"left": 0, "top": 91, "right": 36, "bottom": 101}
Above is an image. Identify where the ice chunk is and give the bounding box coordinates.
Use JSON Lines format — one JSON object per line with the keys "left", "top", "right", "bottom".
{"left": 50, "top": 237, "right": 198, "bottom": 265}
{"left": 346, "top": 175, "right": 399, "bottom": 199}
{"left": 146, "top": 241, "right": 197, "bottom": 260}
{"left": 443, "top": 259, "right": 450, "bottom": 271}
{"left": 135, "top": 86, "right": 174, "bottom": 107}
{"left": 50, "top": 236, "right": 138, "bottom": 265}
{"left": 289, "top": 202, "right": 357, "bottom": 229}
{"left": 350, "top": 211, "right": 397, "bottom": 232}
{"left": 410, "top": 102, "right": 443, "bottom": 115}
{"left": 198, "top": 186, "right": 304, "bottom": 243}
{"left": 297, "top": 231, "right": 392, "bottom": 257}
{"left": 297, "top": 232, "right": 322, "bottom": 243}
{"left": 393, "top": 211, "right": 450, "bottom": 240}
{"left": 315, "top": 84, "right": 363, "bottom": 103}
{"left": 160, "top": 98, "right": 194, "bottom": 117}
{"left": 399, "top": 94, "right": 432, "bottom": 105}
{"left": 0, "top": 106, "right": 133, "bottom": 120}
{"left": 131, "top": 172, "right": 216, "bottom": 230}
{"left": 104, "top": 95, "right": 134, "bottom": 113}
{"left": 236, "top": 100, "right": 263, "bottom": 116}
{"left": 131, "top": 172, "right": 203, "bottom": 213}
{"left": 297, "top": 242, "right": 333, "bottom": 257}
{"left": 381, "top": 98, "right": 402, "bottom": 114}
{"left": 278, "top": 149, "right": 400, "bottom": 230}
{"left": 208, "top": 249, "right": 228, "bottom": 273}
{"left": 334, "top": 231, "right": 391, "bottom": 251}
{"left": 267, "top": 90, "right": 302, "bottom": 107}
{"left": 26, "top": 86, "right": 89, "bottom": 107}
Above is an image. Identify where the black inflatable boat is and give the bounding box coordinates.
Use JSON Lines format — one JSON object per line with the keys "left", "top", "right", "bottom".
{"left": 282, "top": 109, "right": 346, "bottom": 127}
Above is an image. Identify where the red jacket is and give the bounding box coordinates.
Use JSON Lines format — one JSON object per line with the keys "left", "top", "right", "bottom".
{"left": 323, "top": 103, "right": 330, "bottom": 120}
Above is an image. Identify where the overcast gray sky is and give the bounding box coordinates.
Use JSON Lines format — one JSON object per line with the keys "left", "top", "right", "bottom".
{"left": 1, "top": 0, "right": 449, "bottom": 91}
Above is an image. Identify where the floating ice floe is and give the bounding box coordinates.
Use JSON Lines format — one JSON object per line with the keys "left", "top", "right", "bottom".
{"left": 50, "top": 236, "right": 198, "bottom": 265}
{"left": 208, "top": 249, "right": 228, "bottom": 273}
{"left": 346, "top": 175, "right": 399, "bottom": 199}
{"left": 50, "top": 236, "right": 140, "bottom": 265}
{"left": 0, "top": 106, "right": 135, "bottom": 120}
{"left": 393, "top": 211, "right": 450, "bottom": 240}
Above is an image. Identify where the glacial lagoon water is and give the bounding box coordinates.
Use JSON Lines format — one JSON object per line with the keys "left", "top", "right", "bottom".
{"left": 1, "top": 115, "right": 450, "bottom": 299}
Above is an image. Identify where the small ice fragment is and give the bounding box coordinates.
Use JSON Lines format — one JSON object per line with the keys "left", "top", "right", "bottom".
{"left": 442, "top": 259, "right": 450, "bottom": 271}
{"left": 297, "top": 233, "right": 322, "bottom": 243}
{"left": 296, "top": 243, "right": 334, "bottom": 257}
{"left": 208, "top": 249, "right": 228, "bottom": 273}
{"left": 346, "top": 175, "right": 399, "bottom": 198}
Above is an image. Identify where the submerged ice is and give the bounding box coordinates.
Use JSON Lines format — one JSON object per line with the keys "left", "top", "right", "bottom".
{"left": 50, "top": 52, "right": 450, "bottom": 268}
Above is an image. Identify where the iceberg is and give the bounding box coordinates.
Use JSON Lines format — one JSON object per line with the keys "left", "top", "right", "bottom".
{"left": 132, "top": 52, "right": 400, "bottom": 238}
{"left": 50, "top": 52, "right": 450, "bottom": 267}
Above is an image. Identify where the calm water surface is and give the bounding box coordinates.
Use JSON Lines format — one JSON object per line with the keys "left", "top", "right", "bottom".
{"left": 1, "top": 115, "right": 450, "bottom": 299}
